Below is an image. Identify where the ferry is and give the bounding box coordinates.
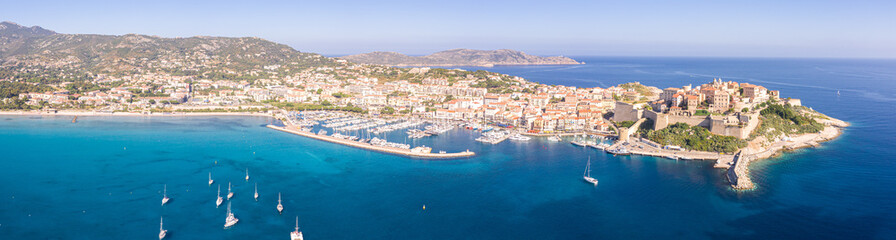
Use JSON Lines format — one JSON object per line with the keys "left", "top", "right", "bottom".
{"left": 159, "top": 217, "right": 167, "bottom": 239}
{"left": 224, "top": 202, "right": 239, "bottom": 229}
{"left": 216, "top": 185, "right": 223, "bottom": 207}
{"left": 583, "top": 157, "right": 598, "bottom": 186}
{"left": 208, "top": 172, "right": 214, "bottom": 186}
{"left": 290, "top": 216, "right": 304, "bottom": 240}
{"left": 227, "top": 182, "right": 234, "bottom": 200}
{"left": 277, "top": 192, "right": 284, "bottom": 214}
{"left": 161, "top": 184, "right": 170, "bottom": 205}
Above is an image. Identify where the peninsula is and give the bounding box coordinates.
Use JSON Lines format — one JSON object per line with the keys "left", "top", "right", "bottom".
{"left": 0, "top": 21, "right": 846, "bottom": 190}
{"left": 340, "top": 49, "right": 582, "bottom": 67}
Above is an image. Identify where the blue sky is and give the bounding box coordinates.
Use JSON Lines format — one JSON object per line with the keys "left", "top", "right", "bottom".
{"left": 3, "top": 0, "right": 894, "bottom": 58}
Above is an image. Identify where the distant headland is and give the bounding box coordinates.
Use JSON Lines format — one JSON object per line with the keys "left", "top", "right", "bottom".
{"left": 340, "top": 49, "right": 583, "bottom": 67}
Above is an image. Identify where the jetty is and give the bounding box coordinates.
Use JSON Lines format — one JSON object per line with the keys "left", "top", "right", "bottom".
{"left": 727, "top": 151, "right": 754, "bottom": 190}
{"left": 267, "top": 125, "right": 475, "bottom": 159}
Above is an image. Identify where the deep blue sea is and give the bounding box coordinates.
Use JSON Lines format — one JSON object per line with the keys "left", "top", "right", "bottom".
{"left": 2, "top": 57, "right": 895, "bottom": 239}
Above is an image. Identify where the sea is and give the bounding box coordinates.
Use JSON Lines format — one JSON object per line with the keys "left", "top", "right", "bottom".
{"left": 1, "top": 57, "right": 895, "bottom": 239}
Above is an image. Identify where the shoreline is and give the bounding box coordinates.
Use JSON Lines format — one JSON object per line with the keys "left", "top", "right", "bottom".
{"left": 3, "top": 109, "right": 849, "bottom": 188}
{"left": 729, "top": 117, "right": 849, "bottom": 190}
{"left": 0, "top": 110, "right": 274, "bottom": 118}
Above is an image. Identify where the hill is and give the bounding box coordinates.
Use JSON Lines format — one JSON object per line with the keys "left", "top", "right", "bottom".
{"left": 0, "top": 22, "right": 335, "bottom": 81}
{"left": 340, "top": 49, "right": 582, "bottom": 67}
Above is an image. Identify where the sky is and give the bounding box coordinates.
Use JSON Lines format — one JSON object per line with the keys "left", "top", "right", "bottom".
{"left": 2, "top": 0, "right": 894, "bottom": 58}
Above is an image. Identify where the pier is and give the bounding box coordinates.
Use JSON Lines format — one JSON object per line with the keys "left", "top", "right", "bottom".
{"left": 727, "top": 151, "right": 755, "bottom": 190}
{"left": 267, "top": 125, "right": 475, "bottom": 159}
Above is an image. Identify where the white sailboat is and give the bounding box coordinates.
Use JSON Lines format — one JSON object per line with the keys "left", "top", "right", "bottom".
{"left": 583, "top": 157, "right": 598, "bottom": 185}
{"left": 208, "top": 172, "right": 214, "bottom": 186}
{"left": 277, "top": 192, "right": 284, "bottom": 214}
{"left": 254, "top": 183, "right": 259, "bottom": 201}
{"left": 161, "top": 184, "right": 170, "bottom": 205}
{"left": 159, "top": 217, "right": 167, "bottom": 239}
{"left": 227, "top": 182, "right": 234, "bottom": 200}
{"left": 245, "top": 168, "right": 250, "bottom": 182}
{"left": 290, "top": 216, "right": 303, "bottom": 240}
{"left": 224, "top": 202, "right": 239, "bottom": 228}
{"left": 216, "top": 185, "right": 223, "bottom": 208}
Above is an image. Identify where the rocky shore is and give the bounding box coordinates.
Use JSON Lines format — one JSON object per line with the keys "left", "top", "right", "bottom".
{"left": 729, "top": 117, "right": 849, "bottom": 190}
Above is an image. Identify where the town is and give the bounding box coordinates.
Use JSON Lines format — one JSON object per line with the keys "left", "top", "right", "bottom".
{"left": 7, "top": 59, "right": 796, "bottom": 140}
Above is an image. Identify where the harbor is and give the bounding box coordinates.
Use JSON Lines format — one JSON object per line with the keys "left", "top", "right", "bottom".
{"left": 267, "top": 125, "right": 475, "bottom": 159}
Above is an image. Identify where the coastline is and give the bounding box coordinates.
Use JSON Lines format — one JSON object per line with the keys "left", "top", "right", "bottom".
{"left": 0, "top": 110, "right": 274, "bottom": 118}
{"left": 729, "top": 116, "right": 849, "bottom": 190}
{"left": 2, "top": 109, "right": 849, "bottom": 189}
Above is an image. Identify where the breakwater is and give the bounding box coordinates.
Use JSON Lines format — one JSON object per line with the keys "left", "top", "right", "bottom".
{"left": 266, "top": 125, "right": 475, "bottom": 159}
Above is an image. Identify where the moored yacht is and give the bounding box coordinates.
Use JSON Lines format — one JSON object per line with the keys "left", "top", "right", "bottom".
{"left": 161, "top": 184, "right": 170, "bottom": 205}
{"left": 290, "top": 216, "right": 303, "bottom": 240}
{"left": 508, "top": 133, "right": 531, "bottom": 141}
{"left": 227, "top": 182, "right": 234, "bottom": 200}
{"left": 583, "top": 157, "right": 599, "bottom": 185}
{"left": 224, "top": 202, "right": 239, "bottom": 228}
{"left": 216, "top": 185, "right": 223, "bottom": 208}
{"left": 277, "top": 192, "right": 284, "bottom": 214}
{"left": 159, "top": 217, "right": 167, "bottom": 239}
{"left": 607, "top": 147, "right": 631, "bottom": 156}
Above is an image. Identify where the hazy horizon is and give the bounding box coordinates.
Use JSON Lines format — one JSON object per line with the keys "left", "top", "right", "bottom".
{"left": 3, "top": 0, "right": 894, "bottom": 59}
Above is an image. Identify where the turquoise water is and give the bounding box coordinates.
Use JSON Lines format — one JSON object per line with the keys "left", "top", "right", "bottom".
{"left": 2, "top": 57, "right": 896, "bottom": 239}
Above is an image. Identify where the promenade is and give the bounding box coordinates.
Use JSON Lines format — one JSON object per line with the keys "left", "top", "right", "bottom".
{"left": 267, "top": 125, "right": 475, "bottom": 159}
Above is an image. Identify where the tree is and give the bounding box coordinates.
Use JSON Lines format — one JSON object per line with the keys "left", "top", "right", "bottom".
{"left": 148, "top": 99, "right": 156, "bottom": 104}
{"left": 381, "top": 106, "right": 395, "bottom": 115}
{"left": 742, "top": 107, "right": 749, "bottom": 113}
{"left": 442, "top": 95, "right": 455, "bottom": 103}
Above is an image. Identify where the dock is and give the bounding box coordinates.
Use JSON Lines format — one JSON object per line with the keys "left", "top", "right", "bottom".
{"left": 267, "top": 125, "right": 475, "bottom": 159}
{"left": 727, "top": 151, "right": 755, "bottom": 190}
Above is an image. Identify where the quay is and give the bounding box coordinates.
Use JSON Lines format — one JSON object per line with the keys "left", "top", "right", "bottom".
{"left": 266, "top": 125, "right": 475, "bottom": 159}
{"left": 727, "top": 151, "right": 755, "bottom": 190}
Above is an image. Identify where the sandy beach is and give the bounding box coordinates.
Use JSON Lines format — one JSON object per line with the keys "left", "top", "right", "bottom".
{"left": 0, "top": 110, "right": 274, "bottom": 118}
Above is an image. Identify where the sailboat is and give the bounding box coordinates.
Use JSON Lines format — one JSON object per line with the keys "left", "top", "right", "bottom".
{"left": 583, "top": 157, "right": 598, "bottom": 185}
{"left": 208, "top": 172, "right": 214, "bottom": 186}
{"left": 254, "top": 183, "right": 259, "bottom": 201}
{"left": 245, "top": 168, "right": 250, "bottom": 182}
{"left": 277, "top": 192, "right": 284, "bottom": 214}
{"left": 161, "top": 184, "right": 170, "bottom": 205}
{"left": 227, "top": 182, "right": 234, "bottom": 200}
{"left": 216, "top": 185, "right": 223, "bottom": 208}
{"left": 290, "top": 216, "right": 304, "bottom": 240}
{"left": 159, "top": 217, "right": 167, "bottom": 239}
{"left": 224, "top": 202, "right": 239, "bottom": 228}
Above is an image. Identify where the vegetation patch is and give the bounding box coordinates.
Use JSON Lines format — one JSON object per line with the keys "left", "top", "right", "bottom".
{"left": 750, "top": 103, "right": 824, "bottom": 140}
{"left": 644, "top": 122, "right": 747, "bottom": 153}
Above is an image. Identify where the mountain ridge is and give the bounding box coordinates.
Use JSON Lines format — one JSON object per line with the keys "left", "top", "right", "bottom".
{"left": 0, "top": 22, "right": 334, "bottom": 79}
{"left": 340, "top": 49, "right": 582, "bottom": 67}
